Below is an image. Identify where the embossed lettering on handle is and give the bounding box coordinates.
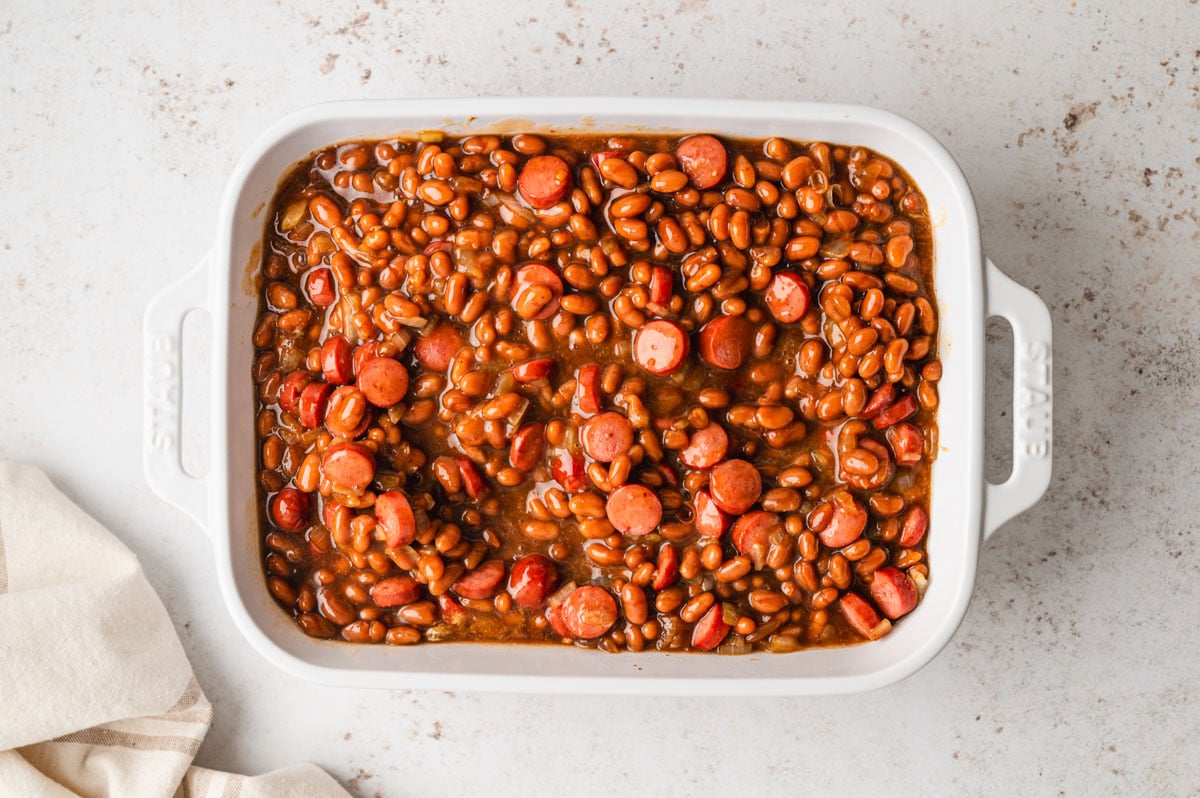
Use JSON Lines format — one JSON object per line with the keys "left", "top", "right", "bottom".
{"left": 146, "top": 332, "right": 179, "bottom": 452}
{"left": 984, "top": 259, "right": 1053, "bottom": 538}
{"left": 143, "top": 254, "right": 212, "bottom": 531}
{"left": 1018, "top": 340, "right": 1052, "bottom": 461}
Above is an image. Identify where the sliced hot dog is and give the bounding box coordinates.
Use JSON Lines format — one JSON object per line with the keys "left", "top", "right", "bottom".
{"left": 352, "top": 342, "right": 381, "bottom": 378}
{"left": 581, "top": 411, "right": 634, "bottom": 463}
{"left": 690, "top": 603, "right": 732, "bottom": 651}
{"left": 321, "top": 337, "right": 354, "bottom": 385}
{"left": 517, "top": 154, "right": 574, "bottom": 210}
{"left": 414, "top": 324, "right": 464, "bottom": 372}
{"left": 697, "top": 315, "right": 754, "bottom": 370}
{"left": 551, "top": 451, "right": 586, "bottom": 493}
{"left": 455, "top": 457, "right": 487, "bottom": 498}
{"left": 546, "top": 604, "right": 570, "bottom": 637}
{"left": 561, "top": 586, "right": 618, "bottom": 639}
{"left": 606, "top": 484, "right": 662, "bottom": 536}
{"left": 633, "top": 319, "right": 690, "bottom": 376}
{"left": 321, "top": 442, "right": 376, "bottom": 492}
{"left": 858, "top": 383, "right": 895, "bottom": 420}
{"left": 270, "top": 488, "right": 310, "bottom": 532}
{"left": 437, "top": 593, "right": 469, "bottom": 625}
{"left": 648, "top": 265, "right": 673, "bottom": 309}
{"left": 576, "top": 363, "right": 603, "bottom": 413}
{"left": 453, "top": 560, "right": 506, "bottom": 600}
{"left": 764, "top": 271, "right": 811, "bottom": 324}
{"left": 708, "top": 458, "right": 762, "bottom": 514}
{"left": 887, "top": 422, "right": 924, "bottom": 467}
{"left": 304, "top": 267, "right": 336, "bottom": 307}
{"left": 511, "top": 357, "right": 555, "bottom": 383}
{"left": 278, "top": 370, "right": 315, "bottom": 414}
{"left": 371, "top": 575, "right": 421, "bottom": 608}
{"left": 819, "top": 488, "right": 867, "bottom": 547}
{"left": 675, "top": 135, "right": 728, "bottom": 190}
{"left": 509, "top": 422, "right": 546, "bottom": 472}
{"left": 731, "top": 510, "right": 782, "bottom": 569}
{"left": 898, "top": 505, "right": 928, "bottom": 548}
{"left": 872, "top": 394, "right": 919, "bottom": 430}
{"left": 513, "top": 263, "right": 565, "bottom": 320}
{"left": 840, "top": 592, "right": 887, "bottom": 639}
{"left": 653, "top": 543, "right": 680, "bottom": 590}
{"left": 374, "top": 490, "right": 417, "bottom": 548}
{"left": 678, "top": 423, "right": 728, "bottom": 470}
{"left": 693, "top": 489, "right": 730, "bottom": 538}
{"left": 507, "top": 554, "right": 559, "bottom": 609}
{"left": 298, "top": 382, "right": 334, "bottom": 428}
{"left": 870, "top": 566, "right": 919, "bottom": 619}
{"left": 357, "top": 357, "right": 410, "bottom": 407}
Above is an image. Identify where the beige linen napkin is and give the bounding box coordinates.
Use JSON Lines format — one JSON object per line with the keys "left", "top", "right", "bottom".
{"left": 0, "top": 462, "right": 350, "bottom": 798}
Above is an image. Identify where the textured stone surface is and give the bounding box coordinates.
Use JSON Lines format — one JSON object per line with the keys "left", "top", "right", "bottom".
{"left": 2, "top": 1, "right": 1198, "bottom": 794}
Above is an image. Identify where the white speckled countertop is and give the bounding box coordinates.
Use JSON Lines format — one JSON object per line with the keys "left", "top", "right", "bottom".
{"left": 3, "top": 1, "right": 1198, "bottom": 794}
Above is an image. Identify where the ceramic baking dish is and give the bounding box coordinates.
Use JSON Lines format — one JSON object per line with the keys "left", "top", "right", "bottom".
{"left": 142, "top": 98, "right": 1053, "bottom": 694}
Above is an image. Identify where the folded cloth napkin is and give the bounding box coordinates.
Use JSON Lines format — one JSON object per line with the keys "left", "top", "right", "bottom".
{"left": 0, "top": 462, "right": 351, "bottom": 798}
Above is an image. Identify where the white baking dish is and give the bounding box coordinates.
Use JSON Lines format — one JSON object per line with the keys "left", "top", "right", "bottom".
{"left": 142, "top": 98, "right": 1053, "bottom": 694}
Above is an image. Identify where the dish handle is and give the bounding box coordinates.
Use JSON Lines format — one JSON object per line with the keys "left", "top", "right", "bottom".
{"left": 143, "top": 251, "right": 212, "bottom": 531}
{"left": 983, "top": 258, "right": 1053, "bottom": 537}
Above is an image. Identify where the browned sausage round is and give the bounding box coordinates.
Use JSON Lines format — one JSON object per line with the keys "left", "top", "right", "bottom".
{"left": 414, "top": 324, "right": 464, "bottom": 372}
{"left": 371, "top": 575, "right": 422, "bottom": 608}
{"left": 321, "top": 442, "right": 376, "bottom": 492}
{"left": 606, "top": 484, "right": 662, "bottom": 536}
{"left": 697, "top": 315, "right": 753, "bottom": 370}
{"left": 763, "top": 271, "right": 811, "bottom": 324}
{"left": 561, "top": 585, "right": 618, "bottom": 639}
{"left": 304, "top": 267, "right": 336, "bottom": 307}
{"left": 374, "top": 491, "right": 416, "bottom": 548}
{"left": 321, "top": 337, "right": 354, "bottom": 385}
{"left": 648, "top": 265, "right": 673, "bottom": 308}
{"left": 509, "top": 422, "right": 546, "bottom": 472}
{"left": 887, "top": 422, "right": 924, "bottom": 467}
{"left": 870, "top": 566, "right": 918, "bottom": 619}
{"left": 675, "top": 135, "right": 728, "bottom": 190}
{"left": 708, "top": 459, "right": 762, "bottom": 514}
{"left": 513, "top": 262, "right": 565, "bottom": 320}
{"left": 511, "top": 357, "right": 555, "bottom": 383}
{"left": 298, "top": 382, "right": 333, "bottom": 429}
{"left": 581, "top": 411, "right": 634, "bottom": 463}
{"left": 678, "top": 423, "right": 728, "bottom": 470}
{"left": 858, "top": 383, "right": 896, "bottom": 420}
{"left": 455, "top": 457, "right": 487, "bottom": 499}
{"left": 352, "top": 342, "right": 381, "bottom": 377}
{"left": 357, "top": 357, "right": 410, "bottom": 407}
{"left": 898, "top": 505, "right": 928, "bottom": 548}
{"left": 819, "top": 488, "right": 867, "bottom": 547}
{"left": 872, "top": 394, "right": 919, "bottom": 430}
{"left": 507, "top": 554, "right": 559, "bottom": 609}
{"left": 633, "top": 319, "right": 690, "bottom": 376}
{"left": 270, "top": 488, "right": 309, "bottom": 531}
{"left": 278, "top": 370, "right": 314, "bottom": 414}
{"left": 840, "top": 592, "right": 884, "bottom": 638}
{"left": 693, "top": 489, "right": 730, "bottom": 538}
{"left": 576, "top": 363, "right": 603, "bottom": 413}
{"left": 517, "top": 154, "right": 574, "bottom": 209}
{"left": 453, "top": 560, "right": 506, "bottom": 600}
{"left": 690, "top": 603, "right": 731, "bottom": 650}
{"left": 731, "top": 510, "right": 782, "bottom": 566}
{"left": 653, "top": 543, "right": 680, "bottom": 590}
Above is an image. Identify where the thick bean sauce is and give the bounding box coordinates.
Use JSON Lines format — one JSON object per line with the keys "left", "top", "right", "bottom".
{"left": 252, "top": 130, "right": 939, "bottom": 654}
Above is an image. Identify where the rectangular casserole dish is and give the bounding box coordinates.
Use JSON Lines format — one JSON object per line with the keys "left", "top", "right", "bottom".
{"left": 142, "top": 98, "right": 1053, "bottom": 694}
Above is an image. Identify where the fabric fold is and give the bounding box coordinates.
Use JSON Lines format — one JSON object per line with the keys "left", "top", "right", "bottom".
{"left": 0, "top": 462, "right": 349, "bottom": 798}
